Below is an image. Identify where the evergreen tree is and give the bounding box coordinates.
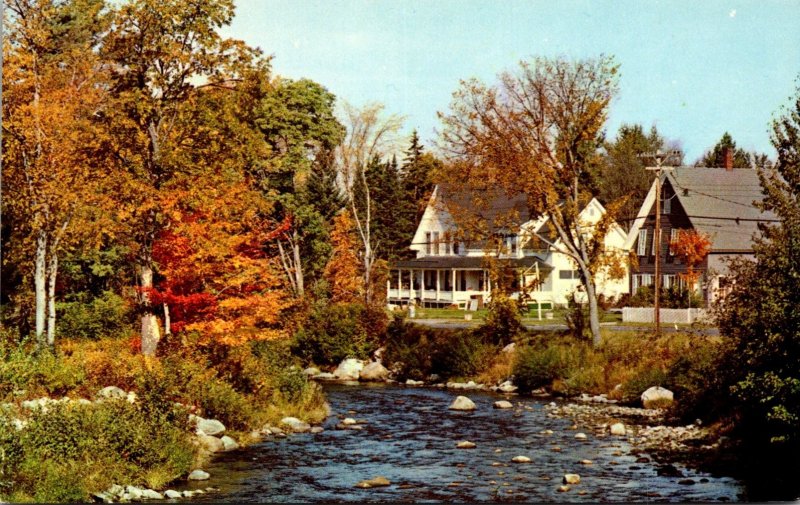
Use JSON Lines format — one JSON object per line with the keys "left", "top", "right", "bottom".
{"left": 696, "top": 132, "right": 761, "bottom": 168}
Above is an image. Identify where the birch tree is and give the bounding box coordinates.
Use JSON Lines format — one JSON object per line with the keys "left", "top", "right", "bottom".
{"left": 2, "top": 0, "right": 108, "bottom": 350}
{"left": 438, "top": 56, "right": 621, "bottom": 346}
{"left": 336, "top": 102, "right": 404, "bottom": 304}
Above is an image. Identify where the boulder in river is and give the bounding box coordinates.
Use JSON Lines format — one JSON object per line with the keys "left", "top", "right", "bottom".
{"left": 494, "top": 400, "right": 513, "bottom": 409}
{"left": 511, "top": 456, "right": 531, "bottom": 463}
{"left": 333, "top": 358, "right": 365, "bottom": 380}
{"left": 448, "top": 396, "right": 476, "bottom": 411}
{"left": 406, "top": 379, "right": 424, "bottom": 386}
{"left": 281, "top": 417, "right": 311, "bottom": 433}
{"left": 563, "top": 474, "right": 581, "bottom": 485}
{"left": 196, "top": 418, "right": 226, "bottom": 436}
{"left": 188, "top": 470, "right": 210, "bottom": 481}
{"left": 558, "top": 485, "right": 570, "bottom": 492}
{"left": 498, "top": 381, "right": 518, "bottom": 393}
{"left": 356, "top": 476, "right": 390, "bottom": 488}
{"left": 641, "top": 386, "right": 674, "bottom": 409}
{"left": 456, "top": 441, "right": 476, "bottom": 449}
{"left": 609, "top": 422, "right": 626, "bottom": 436}
{"left": 360, "top": 362, "right": 390, "bottom": 381}
{"left": 574, "top": 432, "right": 587, "bottom": 440}
{"left": 220, "top": 435, "right": 239, "bottom": 451}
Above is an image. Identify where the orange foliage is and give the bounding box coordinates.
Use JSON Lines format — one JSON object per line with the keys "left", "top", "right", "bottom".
{"left": 324, "top": 211, "right": 365, "bottom": 303}
{"left": 670, "top": 229, "right": 713, "bottom": 287}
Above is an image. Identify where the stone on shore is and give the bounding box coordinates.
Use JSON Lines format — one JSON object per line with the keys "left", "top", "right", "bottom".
{"left": 220, "top": 435, "right": 239, "bottom": 451}
{"left": 501, "top": 343, "right": 516, "bottom": 354}
{"left": 141, "top": 489, "right": 164, "bottom": 500}
{"left": 197, "top": 434, "right": 225, "bottom": 453}
{"left": 188, "top": 469, "right": 210, "bottom": 481}
{"left": 448, "top": 396, "right": 476, "bottom": 411}
{"left": 511, "top": 456, "right": 531, "bottom": 463}
{"left": 641, "top": 386, "right": 674, "bottom": 409}
{"left": 356, "top": 476, "right": 391, "bottom": 488}
{"left": 563, "top": 474, "right": 581, "bottom": 484}
{"left": 311, "top": 372, "right": 336, "bottom": 380}
{"left": 610, "top": 422, "right": 626, "bottom": 436}
{"left": 97, "top": 386, "right": 127, "bottom": 400}
{"left": 494, "top": 400, "right": 513, "bottom": 409}
{"left": 360, "top": 362, "right": 390, "bottom": 381}
{"left": 196, "top": 418, "right": 226, "bottom": 436}
{"left": 498, "top": 381, "right": 518, "bottom": 393}
{"left": 310, "top": 426, "right": 324, "bottom": 434}
{"left": 456, "top": 441, "right": 476, "bottom": 449}
{"left": 164, "top": 490, "right": 182, "bottom": 499}
{"left": 405, "top": 379, "right": 424, "bottom": 386}
{"left": 303, "top": 367, "right": 321, "bottom": 377}
{"left": 281, "top": 417, "right": 311, "bottom": 433}
{"left": 333, "top": 358, "right": 364, "bottom": 380}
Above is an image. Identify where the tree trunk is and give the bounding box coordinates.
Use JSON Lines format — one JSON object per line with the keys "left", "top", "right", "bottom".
{"left": 584, "top": 274, "right": 602, "bottom": 347}
{"left": 139, "top": 263, "right": 161, "bottom": 356}
{"left": 34, "top": 229, "right": 48, "bottom": 349}
{"left": 291, "top": 229, "right": 304, "bottom": 297}
{"left": 163, "top": 302, "right": 171, "bottom": 336}
{"left": 46, "top": 253, "right": 58, "bottom": 348}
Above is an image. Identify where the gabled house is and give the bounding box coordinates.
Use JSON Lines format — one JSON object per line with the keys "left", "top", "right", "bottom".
{"left": 624, "top": 159, "right": 775, "bottom": 305}
{"left": 387, "top": 185, "right": 629, "bottom": 309}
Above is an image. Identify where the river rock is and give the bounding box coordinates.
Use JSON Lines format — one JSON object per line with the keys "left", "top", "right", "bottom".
{"left": 501, "top": 342, "right": 516, "bottom": 354}
{"left": 303, "top": 367, "right": 321, "bottom": 376}
{"left": 574, "top": 432, "right": 587, "bottom": 440}
{"left": 220, "top": 435, "right": 239, "bottom": 451}
{"left": 164, "top": 490, "right": 182, "bottom": 499}
{"left": 188, "top": 470, "right": 210, "bottom": 481}
{"left": 196, "top": 418, "right": 226, "bottom": 436}
{"left": 356, "top": 476, "right": 391, "bottom": 488}
{"left": 448, "top": 396, "right": 476, "bottom": 411}
{"left": 498, "top": 381, "right": 518, "bottom": 393}
{"left": 342, "top": 417, "right": 358, "bottom": 425}
{"left": 97, "top": 386, "right": 127, "bottom": 400}
{"left": 563, "top": 474, "right": 581, "bottom": 484}
{"left": 641, "top": 386, "right": 674, "bottom": 409}
{"left": 125, "top": 486, "right": 143, "bottom": 500}
{"left": 511, "top": 456, "right": 531, "bottom": 463}
{"left": 494, "top": 400, "right": 513, "bottom": 409}
{"left": 360, "top": 362, "right": 390, "bottom": 381}
{"left": 311, "top": 372, "right": 336, "bottom": 380}
{"left": 141, "top": 489, "right": 164, "bottom": 500}
{"left": 405, "top": 379, "right": 424, "bottom": 386}
{"left": 558, "top": 485, "right": 570, "bottom": 492}
{"left": 456, "top": 441, "right": 476, "bottom": 449}
{"left": 311, "top": 426, "right": 324, "bottom": 434}
{"left": 610, "top": 422, "right": 626, "bottom": 436}
{"left": 281, "top": 417, "right": 311, "bottom": 433}
{"left": 463, "top": 380, "right": 479, "bottom": 390}
{"left": 197, "top": 434, "right": 225, "bottom": 453}
{"left": 333, "top": 358, "right": 365, "bottom": 380}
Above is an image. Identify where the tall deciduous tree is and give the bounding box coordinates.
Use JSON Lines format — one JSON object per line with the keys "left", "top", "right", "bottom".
{"left": 336, "top": 101, "right": 404, "bottom": 304}
{"left": 2, "top": 0, "right": 109, "bottom": 350}
{"left": 100, "top": 0, "right": 263, "bottom": 355}
{"left": 438, "top": 56, "right": 622, "bottom": 346}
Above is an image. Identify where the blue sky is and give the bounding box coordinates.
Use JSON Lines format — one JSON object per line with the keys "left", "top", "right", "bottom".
{"left": 224, "top": 0, "right": 800, "bottom": 162}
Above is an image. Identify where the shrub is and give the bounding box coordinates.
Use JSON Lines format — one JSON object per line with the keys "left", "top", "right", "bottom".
{"left": 665, "top": 338, "right": 725, "bottom": 421}
{"left": 620, "top": 365, "right": 668, "bottom": 403}
{"left": 431, "top": 330, "right": 496, "bottom": 380}
{"left": 513, "top": 344, "right": 575, "bottom": 393}
{"left": 564, "top": 292, "right": 589, "bottom": 341}
{"left": 480, "top": 293, "right": 522, "bottom": 346}
{"left": 291, "top": 302, "right": 372, "bottom": 365}
{"left": 383, "top": 315, "right": 434, "bottom": 380}
{"left": 56, "top": 291, "right": 133, "bottom": 340}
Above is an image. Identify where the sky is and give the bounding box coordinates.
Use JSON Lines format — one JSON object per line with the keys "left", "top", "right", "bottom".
{"left": 223, "top": 0, "right": 800, "bottom": 163}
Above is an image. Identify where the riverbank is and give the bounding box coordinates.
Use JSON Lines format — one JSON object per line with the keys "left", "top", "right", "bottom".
{"left": 0, "top": 336, "right": 327, "bottom": 502}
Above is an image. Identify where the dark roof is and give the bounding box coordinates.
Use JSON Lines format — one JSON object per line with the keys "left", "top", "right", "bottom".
{"left": 436, "top": 184, "right": 532, "bottom": 232}
{"left": 665, "top": 167, "right": 776, "bottom": 251}
{"left": 393, "top": 255, "right": 552, "bottom": 271}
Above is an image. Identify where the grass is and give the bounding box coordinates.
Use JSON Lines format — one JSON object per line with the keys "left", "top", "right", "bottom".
{"left": 405, "top": 306, "right": 624, "bottom": 325}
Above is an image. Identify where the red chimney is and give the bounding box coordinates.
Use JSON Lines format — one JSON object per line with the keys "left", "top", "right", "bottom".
{"left": 722, "top": 147, "right": 733, "bottom": 170}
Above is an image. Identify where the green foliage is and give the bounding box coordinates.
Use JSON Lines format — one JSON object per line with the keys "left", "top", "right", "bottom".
{"left": 480, "top": 293, "right": 523, "bottom": 345}
{"left": 628, "top": 285, "right": 703, "bottom": 308}
{"left": 432, "top": 330, "right": 497, "bottom": 380}
{"left": 513, "top": 344, "right": 577, "bottom": 393}
{"left": 696, "top": 132, "right": 758, "bottom": 168}
{"left": 56, "top": 291, "right": 132, "bottom": 340}
{"left": 620, "top": 366, "right": 668, "bottom": 403}
{"left": 291, "top": 302, "right": 379, "bottom": 366}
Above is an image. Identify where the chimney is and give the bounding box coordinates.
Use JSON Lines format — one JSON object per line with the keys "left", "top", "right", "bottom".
{"left": 722, "top": 147, "right": 733, "bottom": 170}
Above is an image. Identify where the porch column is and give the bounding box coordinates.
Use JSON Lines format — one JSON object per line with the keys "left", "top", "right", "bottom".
{"left": 436, "top": 270, "right": 441, "bottom": 300}
{"left": 411, "top": 269, "right": 415, "bottom": 300}
{"left": 398, "top": 269, "right": 402, "bottom": 297}
{"left": 451, "top": 269, "right": 456, "bottom": 301}
{"left": 386, "top": 278, "right": 390, "bottom": 302}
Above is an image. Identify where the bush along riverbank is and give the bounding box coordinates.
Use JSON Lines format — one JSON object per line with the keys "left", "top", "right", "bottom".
{"left": 0, "top": 335, "right": 328, "bottom": 503}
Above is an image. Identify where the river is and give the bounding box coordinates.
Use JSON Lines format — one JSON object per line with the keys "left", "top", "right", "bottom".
{"left": 178, "top": 383, "right": 745, "bottom": 502}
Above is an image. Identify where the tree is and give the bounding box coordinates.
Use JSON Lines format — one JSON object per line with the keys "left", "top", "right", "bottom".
{"left": 438, "top": 56, "right": 623, "bottom": 346}
{"left": 324, "top": 211, "right": 364, "bottom": 304}
{"left": 696, "top": 132, "right": 764, "bottom": 168}
{"left": 714, "top": 83, "right": 800, "bottom": 448}
{"left": 336, "top": 101, "right": 404, "bottom": 304}
{"left": 669, "top": 229, "right": 712, "bottom": 307}
{"left": 2, "top": 0, "right": 109, "bottom": 350}
{"left": 397, "top": 131, "right": 441, "bottom": 259}
{"left": 100, "top": 0, "right": 264, "bottom": 355}
{"left": 598, "top": 124, "right": 682, "bottom": 229}
{"left": 255, "top": 78, "right": 345, "bottom": 298}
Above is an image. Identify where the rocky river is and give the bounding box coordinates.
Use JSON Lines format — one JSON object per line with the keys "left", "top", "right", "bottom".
{"left": 172, "top": 383, "right": 750, "bottom": 502}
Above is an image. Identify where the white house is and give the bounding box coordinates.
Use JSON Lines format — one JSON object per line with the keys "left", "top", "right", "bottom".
{"left": 387, "top": 185, "right": 630, "bottom": 309}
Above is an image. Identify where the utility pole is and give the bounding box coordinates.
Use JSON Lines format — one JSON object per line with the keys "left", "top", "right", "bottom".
{"left": 641, "top": 150, "right": 680, "bottom": 337}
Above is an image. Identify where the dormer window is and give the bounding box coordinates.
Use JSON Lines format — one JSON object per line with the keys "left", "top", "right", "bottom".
{"left": 425, "top": 232, "right": 431, "bottom": 255}
{"left": 506, "top": 235, "right": 517, "bottom": 255}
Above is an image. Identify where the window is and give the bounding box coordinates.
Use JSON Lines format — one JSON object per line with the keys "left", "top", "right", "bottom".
{"left": 425, "top": 232, "right": 431, "bottom": 255}
{"left": 669, "top": 228, "right": 679, "bottom": 256}
{"left": 506, "top": 235, "right": 517, "bottom": 255}
{"left": 637, "top": 230, "right": 647, "bottom": 256}
{"left": 432, "top": 232, "right": 440, "bottom": 255}
{"left": 663, "top": 274, "right": 676, "bottom": 289}
{"left": 443, "top": 232, "right": 452, "bottom": 255}
{"left": 453, "top": 241, "right": 460, "bottom": 255}
{"left": 651, "top": 229, "right": 658, "bottom": 256}
{"left": 559, "top": 270, "right": 579, "bottom": 280}
{"left": 663, "top": 196, "right": 671, "bottom": 215}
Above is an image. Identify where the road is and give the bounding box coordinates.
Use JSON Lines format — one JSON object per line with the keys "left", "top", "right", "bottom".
{"left": 409, "top": 318, "right": 720, "bottom": 335}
